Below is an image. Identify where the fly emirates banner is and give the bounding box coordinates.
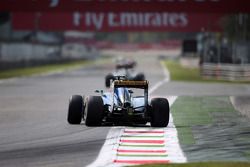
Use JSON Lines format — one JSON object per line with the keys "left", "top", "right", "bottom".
{"left": 12, "top": 12, "right": 223, "bottom": 32}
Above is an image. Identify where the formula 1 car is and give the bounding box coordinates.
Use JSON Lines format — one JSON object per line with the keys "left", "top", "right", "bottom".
{"left": 67, "top": 77, "right": 170, "bottom": 127}
{"left": 105, "top": 59, "right": 145, "bottom": 87}
{"left": 105, "top": 70, "right": 145, "bottom": 87}
{"left": 115, "top": 57, "right": 137, "bottom": 69}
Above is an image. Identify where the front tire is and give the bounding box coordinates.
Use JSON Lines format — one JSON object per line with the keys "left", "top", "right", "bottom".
{"left": 85, "top": 96, "right": 104, "bottom": 126}
{"left": 68, "top": 95, "right": 84, "bottom": 124}
{"left": 150, "top": 98, "right": 169, "bottom": 127}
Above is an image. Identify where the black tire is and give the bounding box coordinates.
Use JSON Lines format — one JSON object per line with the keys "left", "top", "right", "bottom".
{"left": 105, "top": 73, "right": 115, "bottom": 87}
{"left": 68, "top": 95, "right": 84, "bottom": 124}
{"left": 85, "top": 96, "right": 104, "bottom": 126}
{"left": 134, "top": 73, "right": 145, "bottom": 81}
{"left": 150, "top": 98, "right": 170, "bottom": 127}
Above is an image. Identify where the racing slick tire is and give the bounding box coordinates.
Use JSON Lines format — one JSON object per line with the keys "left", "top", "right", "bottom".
{"left": 68, "top": 95, "right": 84, "bottom": 124}
{"left": 105, "top": 73, "right": 115, "bottom": 87}
{"left": 85, "top": 96, "right": 104, "bottom": 126}
{"left": 150, "top": 98, "right": 170, "bottom": 127}
{"left": 134, "top": 73, "right": 145, "bottom": 81}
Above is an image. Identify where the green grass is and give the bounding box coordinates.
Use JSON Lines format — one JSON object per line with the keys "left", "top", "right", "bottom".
{"left": 165, "top": 60, "right": 250, "bottom": 84}
{"left": 170, "top": 96, "right": 235, "bottom": 145}
{"left": 0, "top": 60, "right": 91, "bottom": 79}
{"left": 175, "top": 127, "right": 194, "bottom": 145}
{"left": 132, "top": 162, "right": 250, "bottom": 167}
{"left": 165, "top": 61, "right": 202, "bottom": 82}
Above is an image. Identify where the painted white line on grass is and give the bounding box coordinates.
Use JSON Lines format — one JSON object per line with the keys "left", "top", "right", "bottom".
{"left": 87, "top": 61, "right": 186, "bottom": 167}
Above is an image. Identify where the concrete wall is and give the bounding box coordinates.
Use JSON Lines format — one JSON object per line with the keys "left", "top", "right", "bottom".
{"left": 0, "top": 43, "right": 61, "bottom": 62}
{"left": 0, "top": 42, "right": 100, "bottom": 70}
{"left": 61, "top": 43, "right": 99, "bottom": 59}
{"left": 0, "top": 42, "right": 99, "bottom": 62}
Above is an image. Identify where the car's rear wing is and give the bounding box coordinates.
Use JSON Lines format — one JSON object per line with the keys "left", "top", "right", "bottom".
{"left": 113, "top": 80, "right": 148, "bottom": 89}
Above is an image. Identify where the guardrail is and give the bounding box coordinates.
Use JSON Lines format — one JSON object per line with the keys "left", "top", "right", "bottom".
{"left": 201, "top": 63, "right": 250, "bottom": 81}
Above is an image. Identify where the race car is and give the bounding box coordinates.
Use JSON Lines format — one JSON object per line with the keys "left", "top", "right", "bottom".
{"left": 115, "top": 57, "right": 137, "bottom": 69}
{"left": 105, "top": 58, "right": 145, "bottom": 87}
{"left": 105, "top": 69, "right": 145, "bottom": 87}
{"left": 67, "top": 78, "right": 170, "bottom": 127}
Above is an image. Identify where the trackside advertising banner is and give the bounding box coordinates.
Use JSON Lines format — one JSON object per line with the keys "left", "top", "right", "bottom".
{"left": 12, "top": 12, "right": 223, "bottom": 32}
{"left": 1, "top": 0, "right": 250, "bottom": 13}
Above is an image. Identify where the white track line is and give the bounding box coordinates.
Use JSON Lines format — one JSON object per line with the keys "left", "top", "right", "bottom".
{"left": 86, "top": 127, "right": 122, "bottom": 167}
{"left": 148, "top": 62, "right": 169, "bottom": 95}
{"left": 87, "top": 61, "right": 186, "bottom": 167}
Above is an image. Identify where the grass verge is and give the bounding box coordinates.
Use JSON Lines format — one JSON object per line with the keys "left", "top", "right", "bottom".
{"left": 170, "top": 96, "right": 235, "bottom": 145}
{"left": 133, "top": 162, "right": 250, "bottom": 167}
{"left": 0, "top": 60, "right": 91, "bottom": 79}
{"left": 165, "top": 60, "right": 250, "bottom": 84}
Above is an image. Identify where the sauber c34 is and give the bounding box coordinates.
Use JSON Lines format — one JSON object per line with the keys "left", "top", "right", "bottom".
{"left": 67, "top": 78, "right": 169, "bottom": 127}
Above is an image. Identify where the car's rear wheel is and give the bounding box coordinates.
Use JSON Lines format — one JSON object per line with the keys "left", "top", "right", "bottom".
{"left": 105, "top": 73, "right": 115, "bottom": 87}
{"left": 68, "top": 95, "right": 84, "bottom": 124}
{"left": 85, "top": 96, "right": 104, "bottom": 126}
{"left": 150, "top": 98, "right": 169, "bottom": 127}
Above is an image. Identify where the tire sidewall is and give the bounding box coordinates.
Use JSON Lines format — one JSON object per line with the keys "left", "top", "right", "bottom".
{"left": 150, "top": 98, "right": 170, "bottom": 127}
{"left": 85, "top": 96, "right": 104, "bottom": 126}
{"left": 68, "top": 95, "right": 83, "bottom": 124}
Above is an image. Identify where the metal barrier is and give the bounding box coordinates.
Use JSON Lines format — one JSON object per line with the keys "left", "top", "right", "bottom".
{"left": 201, "top": 63, "right": 250, "bottom": 81}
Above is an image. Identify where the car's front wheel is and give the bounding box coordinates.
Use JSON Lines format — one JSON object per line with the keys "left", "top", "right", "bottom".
{"left": 150, "top": 98, "right": 169, "bottom": 127}
{"left": 85, "top": 96, "right": 104, "bottom": 126}
{"left": 68, "top": 95, "right": 84, "bottom": 124}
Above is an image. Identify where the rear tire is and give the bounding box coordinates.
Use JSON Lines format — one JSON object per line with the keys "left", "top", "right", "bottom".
{"left": 150, "top": 98, "right": 169, "bottom": 127}
{"left": 68, "top": 95, "right": 84, "bottom": 124}
{"left": 105, "top": 73, "right": 115, "bottom": 87}
{"left": 85, "top": 96, "right": 104, "bottom": 126}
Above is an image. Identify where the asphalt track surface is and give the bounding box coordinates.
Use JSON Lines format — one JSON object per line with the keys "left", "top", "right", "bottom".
{"left": 0, "top": 53, "right": 168, "bottom": 167}
{"left": 0, "top": 51, "right": 250, "bottom": 167}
